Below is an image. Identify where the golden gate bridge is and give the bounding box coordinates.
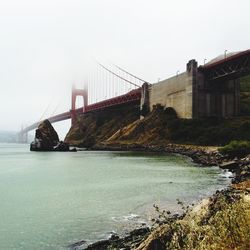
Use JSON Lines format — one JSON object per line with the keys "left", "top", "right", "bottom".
{"left": 18, "top": 49, "right": 250, "bottom": 143}
{"left": 18, "top": 61, "right": 148, "bottom": 143}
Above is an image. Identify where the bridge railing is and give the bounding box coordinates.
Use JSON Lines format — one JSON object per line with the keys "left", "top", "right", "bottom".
{"left": 84, "top": 88, "right": 141, "bottom": 113}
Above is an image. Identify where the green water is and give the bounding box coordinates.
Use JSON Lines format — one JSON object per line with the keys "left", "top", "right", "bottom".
{"left": 0, "top": 143, "right": 231, "bottom": 249}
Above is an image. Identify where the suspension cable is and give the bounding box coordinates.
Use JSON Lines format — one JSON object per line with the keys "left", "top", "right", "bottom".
{"left": 113, "top": 63, "right": 148, "bottom": 83}
{"left": 96, "top": 61, "right": 140, "bottom": 88}
{"left": 38, "top": 98, "right": 54, "bottom": 121}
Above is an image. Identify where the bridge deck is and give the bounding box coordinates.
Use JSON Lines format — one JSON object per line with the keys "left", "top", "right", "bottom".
{"left": 199, "top": 49, "right": 250, "bottom": 82}
{"left": 21, "top": 88, "right": 141, "bottom": 134}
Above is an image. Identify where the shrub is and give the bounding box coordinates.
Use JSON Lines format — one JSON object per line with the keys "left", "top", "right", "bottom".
{"left": 164, "top": 107, "right": 178, "bottom": 119}
{"left": 151, "top": 194, "right": 250, "bottom": 250}
{"left": 219, "top": 140, "right": 250, "bottom": 158}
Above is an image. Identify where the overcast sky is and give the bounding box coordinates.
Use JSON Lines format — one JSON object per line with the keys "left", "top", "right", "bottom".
{"left": 0, "top": 0, "right": 249, "bottom": 138}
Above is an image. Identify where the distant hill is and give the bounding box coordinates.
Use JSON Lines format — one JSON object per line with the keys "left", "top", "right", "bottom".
{"left": 0, "top": 130, "right": 18, "bottom": 143}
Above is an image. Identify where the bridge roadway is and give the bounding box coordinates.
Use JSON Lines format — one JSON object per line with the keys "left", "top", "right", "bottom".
{"left": 200, "top": 49, "right": 250, "bottom": 81}
{"left": 22, "top": 88, "right": 141, "bottom": 134}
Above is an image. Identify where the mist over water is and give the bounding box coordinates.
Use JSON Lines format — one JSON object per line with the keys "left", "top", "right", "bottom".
{"left": 0, "top": 143, "right": 231, "bottom": 249}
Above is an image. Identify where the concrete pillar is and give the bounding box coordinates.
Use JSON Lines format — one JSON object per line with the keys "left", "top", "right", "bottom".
{"left": 186, "top": 59, "right": 198, "bottom": 73}
{"left": 140, "top": 82, "right": 150, "bottom": 118}
{"left": 186, "top": 59, "right": 198, "bottom": 118}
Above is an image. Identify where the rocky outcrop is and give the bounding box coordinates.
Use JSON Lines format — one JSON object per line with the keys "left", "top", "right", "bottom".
{"left": 30, "top": 119, "right": 71, "bottom": 151}
{"left": 69, "top": 227, "right": 151, "bottom": 250}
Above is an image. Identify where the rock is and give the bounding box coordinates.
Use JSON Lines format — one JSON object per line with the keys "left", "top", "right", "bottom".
{"left": 109, "top": 233, "right": 119, "bottom": 241}
{"left": 53, "top": 141, "right": 69, "bottom": 151}
{"left": 219, "top": 160, "right": 238, "bottom": 170}
{"left": 30, "top": 119, "right": 71, "bottom": 152}
{"left": 86, "top": 239, "right": 110, "bottom": 250}
{"left": 68, "top": 239, "right": 87, "bottom": 249}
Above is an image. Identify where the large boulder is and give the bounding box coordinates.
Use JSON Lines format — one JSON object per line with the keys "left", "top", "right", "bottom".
{"left": 30, "top": 119, "right": 71, "bottom": 151}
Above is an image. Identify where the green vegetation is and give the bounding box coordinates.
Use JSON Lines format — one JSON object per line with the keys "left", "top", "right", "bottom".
{"left": 219, "top": 140, "right": 250, "bottom": 158}
{"left": 168, "top": 116, "right": 250, "bottom": 146}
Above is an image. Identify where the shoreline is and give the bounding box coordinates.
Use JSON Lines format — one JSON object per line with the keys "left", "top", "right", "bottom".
{"left": 92, "top": 143, "right": 224, "bottom": 166}
{"left": 69, "top": 143, "right": 249, "bottom": 250}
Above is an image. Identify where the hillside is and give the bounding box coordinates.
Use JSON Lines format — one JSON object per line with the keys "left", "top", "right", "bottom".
{"left": 65, "top": 104, "right": 250, "bottom": 148}
{"left": 105, "top": 105, "right": 250, "bottom": 147}
{"left": 64, "top": 103, "right": 140, "bottom": 147}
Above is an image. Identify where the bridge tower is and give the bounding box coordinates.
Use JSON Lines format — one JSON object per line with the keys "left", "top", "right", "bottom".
{"left": 71, "top": 84, "right": 88, "bottom": 125}
{"left": 17, "top": 126, "right": 28, "bottom": 143}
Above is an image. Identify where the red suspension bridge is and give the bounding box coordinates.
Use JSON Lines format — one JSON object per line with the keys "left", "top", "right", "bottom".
{"left": 18, "top": 62, "right": 147, "bottom": 143}
{"left": 18, "top": 49, "right": 250, "bottom": 143}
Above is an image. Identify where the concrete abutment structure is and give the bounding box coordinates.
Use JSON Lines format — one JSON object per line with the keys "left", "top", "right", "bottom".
{"left": 141, "top": 50, "right": 250, "bottom": 119}
{"left": 141, "top": 59, "right": 196, "bottom": 119}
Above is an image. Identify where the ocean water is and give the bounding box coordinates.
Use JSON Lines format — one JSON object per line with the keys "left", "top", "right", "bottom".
{"left": 0, "top": 143, "right": 231, "bottom": 249}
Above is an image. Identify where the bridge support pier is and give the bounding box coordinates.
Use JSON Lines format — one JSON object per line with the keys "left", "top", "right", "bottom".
{"left": 140, "top": 82, "right": 150, "bottom": 119}
{"left": 71, "top": 84, "right": 88, "bottom": 125}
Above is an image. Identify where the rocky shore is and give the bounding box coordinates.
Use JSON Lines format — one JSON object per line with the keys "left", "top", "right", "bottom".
{"left": 93, "top": 143, "right": 225, "bottom": 166}
{"left": 64, "top": 105, "right": 250, "bottom": 249}
{"left": 69, "top": 143, "right": 250, "bottom": 250}
{"left": 81, "top": 188, "right": 249, "bottom": 250}
{"left": 30, "top": 106, "right": 250, "bottom": 249}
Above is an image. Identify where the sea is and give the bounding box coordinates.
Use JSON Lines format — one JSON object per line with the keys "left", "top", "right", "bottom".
{"left": 0, "top": 143, "right": 231, "bottom": 249}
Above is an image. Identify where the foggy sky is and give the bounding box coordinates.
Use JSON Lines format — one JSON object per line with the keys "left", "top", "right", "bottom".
{"left": 0, "top": 0, "right": 249, "bottom": 138}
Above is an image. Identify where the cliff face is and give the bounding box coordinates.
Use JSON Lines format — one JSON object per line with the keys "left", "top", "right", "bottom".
{"left": 64, "top": 103, "right": 140, "bottom": 147}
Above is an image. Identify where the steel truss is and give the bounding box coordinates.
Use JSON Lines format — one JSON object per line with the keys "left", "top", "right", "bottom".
{"left": 201, "top": 50, "right": 250, "bottom": 82}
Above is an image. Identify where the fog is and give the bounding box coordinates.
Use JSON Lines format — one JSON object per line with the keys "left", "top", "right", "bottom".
{"left": 0, "top": 0, "right": 249, "bottom": 138}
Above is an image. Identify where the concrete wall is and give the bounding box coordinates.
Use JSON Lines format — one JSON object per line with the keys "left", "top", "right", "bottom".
{"left": 148, "top": 60, "right": 196, "bottom": 118}
{"left": 143, "top": 58, "right": 242, "bottom": 119}
{"left": 195, "top": 76, "right": 240, "bottom": 117}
